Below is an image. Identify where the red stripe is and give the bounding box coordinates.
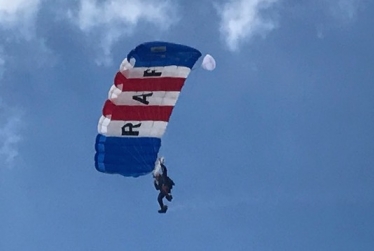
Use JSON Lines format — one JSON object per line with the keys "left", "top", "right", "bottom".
{"left": 115, "top": 72, "right": 186, "bottom": 91}
{"left": 103, "top": 100, "right": 174, "bottom": 121}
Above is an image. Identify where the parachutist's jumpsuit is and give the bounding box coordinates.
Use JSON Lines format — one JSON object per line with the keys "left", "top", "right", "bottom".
{"left": 154, "top": 164, "right": 174, "bottom": 210}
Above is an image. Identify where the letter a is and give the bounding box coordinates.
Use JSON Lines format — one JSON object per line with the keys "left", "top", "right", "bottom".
{"left": 133, "top": 93, "right": 153, "bottom": 105}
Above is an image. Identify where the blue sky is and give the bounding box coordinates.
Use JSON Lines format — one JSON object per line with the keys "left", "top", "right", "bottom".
{"left": 1, "top": 0, "right": 373, "bottom": 250}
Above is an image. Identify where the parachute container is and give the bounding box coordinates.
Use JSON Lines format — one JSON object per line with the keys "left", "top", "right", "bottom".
{"left": 95, "top": 42, "right": 202, "bottom": 177}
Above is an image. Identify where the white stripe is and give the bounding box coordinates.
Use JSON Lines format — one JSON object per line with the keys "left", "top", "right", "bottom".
{"left": 119, "top": 59, "right": 191, "bottom": 78}
{"left": 119, "top": 58, "right": 134, "bottom": 71}
{"left": 108, "top": 86, "right": 180, "bottom": 106}
{"left": 98, "top": 116, "right": 168, "bottom": 138}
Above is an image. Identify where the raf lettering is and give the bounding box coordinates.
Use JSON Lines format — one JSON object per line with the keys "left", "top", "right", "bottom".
{"left": 132, "top": 93, "right": 153, "bottom": 105}
{"left": 122, "top": 123, "right": 141, "bottom": 136}
{"left": 143, "top": 69, "right": 162, "bottom": 77}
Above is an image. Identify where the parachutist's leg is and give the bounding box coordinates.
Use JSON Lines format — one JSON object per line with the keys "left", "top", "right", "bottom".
{"left": 157, "top": 192, "right": 165, "bottom": 208}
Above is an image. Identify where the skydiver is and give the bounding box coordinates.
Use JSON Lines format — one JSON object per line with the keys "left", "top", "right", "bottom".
{"left": 153, "top": 158, "right": 175, "bottom": 213}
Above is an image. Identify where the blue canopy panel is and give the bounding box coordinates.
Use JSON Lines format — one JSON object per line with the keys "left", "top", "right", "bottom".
{"left": 95, "top": 135, "right": 161, "bottom": 177}
{"left": 127, "top": 41, "right": 202, "bottom": 68}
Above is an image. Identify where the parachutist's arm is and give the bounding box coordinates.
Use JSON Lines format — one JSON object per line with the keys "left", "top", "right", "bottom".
{"left": 154, "top": 180, "right": 160, "bottom": 190}
{"left": 161, "top": 163, "right": 168, "bottom": 177}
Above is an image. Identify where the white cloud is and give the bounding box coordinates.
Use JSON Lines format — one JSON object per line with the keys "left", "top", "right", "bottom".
{"left": 0, "top": 0, "right": 41, "bottom": 168}
{"left": 315, "top": 0, "right": 362, "bottom": 39}
{"left": 0, "top": 48, "right": 4, "bottom": 78}
{"left": 328, "top": 0, "right": 361, "bottom": 22}
{"left": 217, "top": 0, "right": 279, "bottom": 51}
{"left": 68, "top": 0, "right": 179, "bottom": 65}
{"left": 0, "top": 51, "right": 19, "bottom": 168}
{"left": 0, "top": 0, "right": 41, "bottom": 36}
{"left": 75, "top": 0, "right": 176, "bottom": 31}
{"left": 0, "top": 101, "right": 23, "bottom": 168}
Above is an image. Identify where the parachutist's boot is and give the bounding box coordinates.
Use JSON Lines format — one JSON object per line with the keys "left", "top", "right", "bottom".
{"left": 166, "top": 194, "right": 173, "bottom": 202}
{"left": 158, "top": 205, "right": 168, "bottom": 213}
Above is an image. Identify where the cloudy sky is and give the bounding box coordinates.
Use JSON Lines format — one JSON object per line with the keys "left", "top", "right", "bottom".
{"left": 1, "top": 0, "right": 373, "bottom": 250}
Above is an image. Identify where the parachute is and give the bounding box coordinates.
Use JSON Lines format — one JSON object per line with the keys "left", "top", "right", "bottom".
{"left": 94, "top": 41, "right": 202, "bottom": 177}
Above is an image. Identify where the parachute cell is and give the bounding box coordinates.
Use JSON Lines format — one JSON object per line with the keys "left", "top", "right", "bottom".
{"left": 95, "top": 41, "right": 202, "bottom": 177}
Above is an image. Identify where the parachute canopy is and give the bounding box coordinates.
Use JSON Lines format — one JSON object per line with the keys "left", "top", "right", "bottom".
{"left": 95, "top": 41, "right": 202, "bottom": 177}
